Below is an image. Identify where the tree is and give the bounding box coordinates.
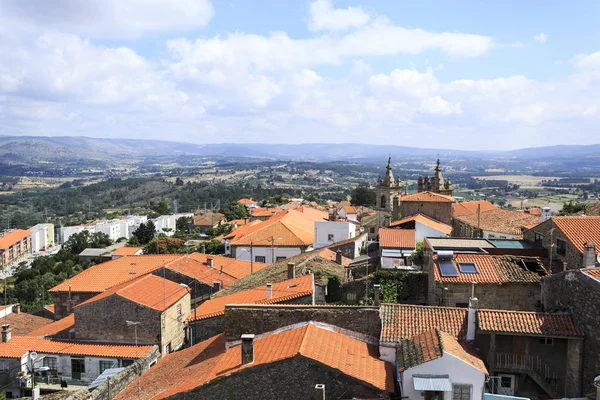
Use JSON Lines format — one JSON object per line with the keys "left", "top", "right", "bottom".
{"left": 558, "top": 201, "right": 587, "bottom": 216}
{"left": 176, "top": 216, "right": 192, "bottom": 232}
{"left": 132, "top": 221, "right": 156, "bottom": 245}
{"left": 144, "top": 237, "right": 184, "bottom": 254}
{"left": 175, "top": 177, "right": 184, "bottom": 186}
{"left": 153, "top": 200, "right": 171, "bottom": 215}
{"left": 351, "top": 185, "right": 376, "bottom": 206}
{"left": 63, "top": 231, "right": 112, "bottom": 254}
{"left": 409, "top": 241, "right": 424, "bottom": 267}
{"left": 220, "top": 201, "right": 249, "bottom": 221}
{"left": 202, "top": 239, "right": 225, "bottom": 255}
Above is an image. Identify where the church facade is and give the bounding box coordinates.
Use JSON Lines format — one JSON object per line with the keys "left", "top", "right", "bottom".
{"left": 417, "top": 159, "right": 453, "bottom": 196}
{"left": 376, "top": 157, "right": 403, "bottom": 213}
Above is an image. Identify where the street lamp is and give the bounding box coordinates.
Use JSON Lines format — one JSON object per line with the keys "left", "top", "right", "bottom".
{"left": 126, "top": 321, "right": 141, "bottom": 400}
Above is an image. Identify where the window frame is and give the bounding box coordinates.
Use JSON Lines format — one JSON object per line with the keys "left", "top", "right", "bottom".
{"left": 556, "top": 238, "right": 567, "bottom": 256}
{"left": 534, "top": 232, "right": 544, "bottom": 245}
{"left": 539, "top": 337, "right": 554, "bottom": 345}
{"left": 327, "top": 233, "right": 335, "bottom": 241}
{"left": 254, "top": 256, "right": 266, "bottom": 263}
{"left": 0, "top": 359, "right": 10, "bottom": 372}
{"left": 99, "top": 360, "right": 113, "bottom": 374}
{"left": 42, "top": 356, "right": 58, "bottom": 370}
{"left": 452, "top": 383, "right": 472, "bottom": 400}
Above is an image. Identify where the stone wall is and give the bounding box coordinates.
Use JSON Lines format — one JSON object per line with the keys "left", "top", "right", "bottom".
{"left": 432, "top": 282, "right": 541, "bottom": 311}
{"left": 153, "top": 268, "right": 213, "bottom": 301}
{"left": 523, "top": 219, "right": 583, "bottom": 271}
{"left": 341, "top": 272, "right": 428, "bottom": 305}
{"left": 53, "top": 291, "right": 100, "bottom": 320}
{"left": 223, "top": 305, "right": 381, "bottom": 341}
{"left": 167, "top": 356, "right": 391, "bottom": 400}
{"left": 542, "top": 270, "right": 598, "bottom": 394}
{"left": 190, "top": 315, "right": 224, "bottom": 344}
{"left": 400, "top": 201, "right": 452, "bottom": 225}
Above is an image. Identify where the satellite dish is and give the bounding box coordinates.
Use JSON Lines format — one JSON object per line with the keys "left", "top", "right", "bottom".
{"left": 30, "top": 351, "right": 37, "bottom": 360}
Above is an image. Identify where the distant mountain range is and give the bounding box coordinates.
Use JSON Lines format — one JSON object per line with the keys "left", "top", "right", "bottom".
{"left": 1, "top": 135, "right": 600, "bottom": 164}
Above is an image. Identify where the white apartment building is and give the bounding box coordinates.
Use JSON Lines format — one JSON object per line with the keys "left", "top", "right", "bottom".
{"left": 152, "top": 213, "right": 194, "bottom": 236}
{"left": 29, "top": 223, "right": 55, "bottom": 253}
{"left": 60, "top": 215, "right": 150, "bottom": 243}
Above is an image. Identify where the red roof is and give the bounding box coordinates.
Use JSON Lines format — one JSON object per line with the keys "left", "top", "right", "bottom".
{"left": 317, "top": 248, "right": 351, "bottom": 267}
{"left": 478, "top": 309, "right": 583, "bottom": 337}
{"left": 188, "top": 275, "right": 313, "bottom": 321}
{"left": 0, "top": 230, "right": 31, "bottom": 250}
{"left": 400, "top": 191, "right": 453, "bottom": 203}
{"left": 77, "top": 274, "right": 188, "bottom": 311}
{"left": 112, "top": 247, "right": 142, "bottom": 256}
{"left": 379, "top": 228, "right": 416, "bottom": 249}
{"left": 341, "top": 205, "right": 358, "bottom": 214}
{"left": 551, "top": 216, "right": 600, "bottom": 254}
{"left": 390, "top": 213, "right": 452, "bottom": 235}
{"left": 454, "top": 208, "right": 540, "bottom": 235}
{"left": 452, "top": 200, "right": 497, "bottom": 218}
{"left": 433, "top": 254, "right": 547, "bottom": 284}
{"left": 0, "top": 336, "right": 153, "bottom": 359}
{"left": 117, "top": 322, "right": 394, "bottom": 399}
{"left": 29, "top": 314, "right": 75, "bottom": 337}
{"left": 1, "top": 313, "right": 53, "bottom": 336}
{"left": 238, "top": 198, "right": 258, "bottom": 206}
{"left": 380, "top": 303, "right": 468, "bottom": 343}
{"left": 188, "top": 253, "right": 268, "bottom": 280}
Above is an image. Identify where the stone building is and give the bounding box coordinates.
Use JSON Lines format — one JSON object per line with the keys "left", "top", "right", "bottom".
{"left": 375, "top": 157, "right": 403, "bottom": 216}
{"left": 427, "top": 252, "right": 548, "bottom": 310}
{"left": 453, "top": 208, "right": 541, "bottom": 239}
{"left": 417, "top": 159, "right": 453, "bottom": 196}
{"left": 399, "top": 191, "right": 454, "bottom": 225}
{"left": 523, "top": 216, "right": 600, "bottom": 271}
{"left": 74, "top": 274, "right": 190, "bottom": 354}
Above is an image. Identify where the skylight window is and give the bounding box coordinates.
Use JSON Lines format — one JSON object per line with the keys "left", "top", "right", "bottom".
{"left": 439, "top": 260, "right": 458, "bottom": 277}
{"left": 458, "top": 262, "right": 477, "bottom": 274}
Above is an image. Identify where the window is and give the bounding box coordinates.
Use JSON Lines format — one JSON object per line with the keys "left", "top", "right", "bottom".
{"left": 276, "top": 256, "right": 286, "bottom": 262}
{"left": 534, "top": 232, "right": 544, "bottom": 245}
{"left": 255, "top": 256, "right": 266, "bottom": 263}
{"left": 42, "top": 357, "right": 57, "bottom": 370}
{"left": 380, "top": 195, "right": 386, "bottom": 209}
{"left": 369, "top": 227, "right": 375, "bottom": 234}
{"left": 0, "top": 360, "right": 9, "bottom": 372}
{"left": 540, "top": 337, "right": 553, "bottom": 345}
{"left": 458, "top": 262, "right": 477, "bottom": 274}
{"left": 453, "top": 384, "right": 472, "bottom": 400}
{"left": 176, "top": 304, "right": 182, "bottom": 319}
{"left": 164, "top": 343, "right": 172, "bottom": 354}
{"left": 121, "top": 359, "right": 134, "bottom": 368}
{"left": 557, "top": 239, "right": 567, "bottom": 256}
{"left": 327, "top": 234, "right": 335, "bottom": 241}
{"left": 5, "top": 391, "right": 12, "bottom": 399}
{"left": 99, "top": 360, "right": 113, "bottom": 374}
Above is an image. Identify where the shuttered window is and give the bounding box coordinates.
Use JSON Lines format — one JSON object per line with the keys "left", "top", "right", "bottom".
{"left": 453, "top": 384, "right": 472, "bottom": 400}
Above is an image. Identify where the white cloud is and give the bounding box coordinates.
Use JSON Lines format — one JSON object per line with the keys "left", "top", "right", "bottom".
{"left": 420, "top": 96, "right": 462, "bottom": 116}
{"left": 308, "top": 0, "right": 370, "bottom": 32}
{"left": 534, "top": 33, "right": 549, "bottom": 44}
{"left": 0, "top": 0, "right": 215, "bottom": 39}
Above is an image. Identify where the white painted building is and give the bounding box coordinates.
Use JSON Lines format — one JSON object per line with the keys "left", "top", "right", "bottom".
{"left": 59, "top": 215, "right": 150, "bottom": 243}
{"left": 152, "top": 213, "right": 193, "bottom": 236}
{"left": 390, "top": 214, "right": 452, "bottom": 243}
{"left": 233, "top": 245, "right": 304, "bottom": 264}
{"left": 313, "top": 221, "right": 355, "bottom": 249}
{"left": 29, "top": 223, "right": 55, "bottom": 253}
{"left": 95, "top": 220, "right": 122, "bottom": 242}
{"left": 59, "top": 224, "right": 96, "bottom": 244}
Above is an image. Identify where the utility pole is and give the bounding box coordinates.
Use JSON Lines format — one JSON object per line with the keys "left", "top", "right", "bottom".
{"left": 126, "top": 321, "right": 141, "bottom": 400}
{"left": 250, "top": 241, "right": 254, "bottom": 273}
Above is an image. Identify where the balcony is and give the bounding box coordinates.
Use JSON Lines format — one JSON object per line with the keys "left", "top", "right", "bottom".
{"left": 493, "top": 352, "right": 560, "bottom": 398}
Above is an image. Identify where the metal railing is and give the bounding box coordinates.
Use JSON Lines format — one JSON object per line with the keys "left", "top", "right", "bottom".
{"left": 495, "top": 352, "right": 559, "bottom": 392}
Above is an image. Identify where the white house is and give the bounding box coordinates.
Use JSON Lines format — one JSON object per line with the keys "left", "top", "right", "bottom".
{"left": 152, "top": 213, "right": 193, "bottom": 236}
{"left": 397, "top": 329, "right": 487, "bottom": 400}
{"left": 379, "top": 228, "right": 416, "bottom": 269}
{"left": 337, "top": 205, "right": 359, "bottom": 222}
{"left": 95, "top": 220, "right": 122, "bottom": 242}
{"left": 390, "top": 214, "right": 452, "bottom": 243}
{"left": 313, "top": 221, "right": 355, "bottom": 249}
{"left": 29, "top": 223, "right": 55, "bottom": 253}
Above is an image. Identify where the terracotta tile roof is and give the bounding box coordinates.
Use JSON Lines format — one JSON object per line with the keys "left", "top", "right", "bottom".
{"left": 227, "top": 218, "right": 248, "bottom": 226}
{"left": 380, "top": 304, "right": 468, "bottom": 343}
{"left": 250, "top": 208, "right": 282, "bottom": 218}
{"left": 582, "top": 268, "right": 600, "bottom": 282}
{"left": 452, "top": 200, "right": 497, "bottom": 218}
{"left": 0, "top": 229, "right": 31, "bottom": 249}
{"left": 1, "top": 313, "right": 53, "bottom": 336}
{"left": 550, "top": 216, "right": 600, "bottom": 254}
{"left": 478, "top": 309, "right": 584, "bottom": 337}
{"left": 44, "top": 304, "right": 55, "bottom": 314}
{"left": 223, "top": 219, "right": 263, "bottom": 241}
{"left": 0, "top": 336, "right": 154, "bottom": 359}
{"left": 390, "top": 214, "right": 452, "bottom": 235}
{"left": 77, "top": 274, "right": 188, "bottom": 312}
{"left": 396, "top": 329, "right": 487, "bottom": 375}
{"left": 317, "top": 248, "right": 351, "bottom": 267}
{"left": 433, "top": 254, "right": 548, "bottom": 284}
{"left": 29, "top": 314, "right": 75, "bottom": 337}
{"left": 341, "top": 205, "right": 358, "bottom": 214}
{"left": 379, "top": 228, "right": 416, "bottom": 249}
{"left": 238, "top": 198, "right": 258, "bottom": 206}
{"left": 400, "top": 191, "right": 453, "bottom": 203}
{"left": 193, "top": 212, "right": 225, "bottom": 227}
{"left": 120, "top": 322, "right": 394, "bottom": 399}
{"left": 454, "top": 208, "right": 541, "bottom": 235}
{"left": 49, "top": 254, "right": 183, "bottom": 293}
{"left": 230, "top": 210, "right": 323, "bottom": 247}
{"left": 187, "top": 253, "right": 268, "bottom": 280}
{"left": 111, "top": 247, "right": 142, "bottom": 256}
{"left": 188, "top": 275, "right": 313, "bottom": 321}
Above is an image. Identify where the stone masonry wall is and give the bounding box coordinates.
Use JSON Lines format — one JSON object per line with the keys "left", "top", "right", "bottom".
{"left": 542, "top": 270, "right": 598, "bottom": 395}
{"left": 523, "top": 219, "right": 583, "bottom": 271}
{"left": 53, "top": 291, "right": 100, "bottom": 320}
{"left": 223, "top": 304, "right": 381, "bottom": 341}
{"left": 190, "top": 315, "right": 224, "bottom": 344}
{"left": 167, "top": 357, "right": 391, "bottom": 400}
{"left": 400, "top": 201, "right": 452, "bottom": 225}
{"left": 433, "top": 282, "right": 541, "bottom": 311}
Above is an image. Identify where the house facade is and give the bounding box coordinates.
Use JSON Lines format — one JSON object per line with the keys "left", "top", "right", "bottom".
{"left": 400, "top": 192, "right": 454, "bottom": 225}
{"left": 0, "top": 230, "right": 32, "bottom": 270}
{"left": 313, "top": 220, "right": 355, "bottom": 249}
{"left": 379, "top": 228, "right": 416, "bottom": 269}
{"left": 453, "top": 208, "right": 540, "bottom": 240}
{"left": 390, "top": 214, "right": 452, "bottom": 243}
{"left": 29, "top": 223, "right": 55, "bottom": 253}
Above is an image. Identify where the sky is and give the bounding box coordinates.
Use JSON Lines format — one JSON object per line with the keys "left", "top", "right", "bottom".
{"left": 1, "top": 0, "right": 600, "bottom": 150}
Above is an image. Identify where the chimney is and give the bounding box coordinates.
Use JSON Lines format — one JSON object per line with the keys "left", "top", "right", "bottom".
{"left": 241, "top": 334, "right": 255, "bottom": 365}
{"left": 213, "top": 281, "right": 221, "bottom": 293}
{"left": 287, "top": 262, "right": 296, "bottom": 280}
{"left": 583, "top": 242, "right": 596, "bottom": 268}
{"left": 467, "top": 297, "right": 478, "bottom": 342}
{"left": 328, "top": 206, "right": 335, "bottom": 222}
{"left": 2, "top": 324, "right": 11, "bottom": 343}
{"left": 207, "top": 256, "right": 213, "bottom": 268}
{"left": 392, "top": 196, "right": 399, "bottom": 221}
{"left": 384, "top": 215, "right": 391, "bottom": 228}
{"left": 266, "top": 283, "right": 272, "bottom": 300}
{"left": 563, "top": 261, "right": 568, "bottom": 272}
{"left": 335, "top": 250, "right": 343, "bottom": 265}
{"left": 314, "top": 384, "right": 326, "bottom": 400}
{"left": 373, "top": 284, "right": 381, "bottom": 306}
{"left": 12, "top": 304, "right": 20, "bottom": 314}
{"left": 200, "top": 244, "right": 206, "bottom": 254}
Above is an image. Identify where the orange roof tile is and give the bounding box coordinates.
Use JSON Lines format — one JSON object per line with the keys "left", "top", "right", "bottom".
{"left": 119, "top": 322, "right": 394, "bottom": 399}
{"left": 582, "top": 268, "right": 600, "bottom": 282}
{"left": 390, "top": 213, "right": 452, "bottom": 235}
{"left": 379, "top": 228, "right": 416, "bottom": 249}
{"left": 0, "top": 229, "right": 31, "bottom": 250}
{"left": 478, "top": 309, "right": 583, "bottom": 337}
{"left": 1, "top": 313, "right": 53, "bottom": 336}
{"left": 230, "top": 210, "right": 322, "bottom": 247}
{"left": 49, "top": 254, "right": 183, "bottom": 293}
{"left": 188, "top": 275, "right": 313, "bottom": 321}
{"left": 317, "top": 248, "right": 351, "bottom": 267}
{"left": 238, "top": 198, "right": 258, "bottom": 206}
{"left": 341, "top": 205, "right": 358, "bottom": 214}
{"left": 227, "top": 219, "right": 248, "bottom": 226}
{"left": 44, "top": 304, "right": 55, "bottom": 314}
{"left": 29, "top": 314, "right": 75, "bottom": 337}
{"left": 433, "top": 254, "right": 548, "bottom": 284}
{"left": 223, "top": 219, "right": 263, "bottom": 241}
{"left": 77, "top": 274, "right": 188, "bottom": 311}
{"left": 112, "top": 247, "right": 142, "bottom": 256}
{"left": 454, "top": 208, "right": 541, "bottom": 235}
{"left": 401, "top": 191, "right": 453, "bottom": 203}
{"left": 551, "top": 216, "right": 600, "bottom": 254}
{"left": 193, "top": 213, "right": 225, "bottom": 227}
{"left": 188, "top": 253, "right": 268, "bottom": 280}
{"left": 452, "top": 200, "right": 497, "bottom": 218}
{"left": 0, "top": 336, "right": 153, "bottom": 359}
{"left": 380, "top": 304, "right": 468, "bottom": 343}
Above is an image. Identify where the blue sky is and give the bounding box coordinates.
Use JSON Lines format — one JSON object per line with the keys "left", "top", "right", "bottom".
{"left": 1, "top": 0, "right": 600, "bottom": 150}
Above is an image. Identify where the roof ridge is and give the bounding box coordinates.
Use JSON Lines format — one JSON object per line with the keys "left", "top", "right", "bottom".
{"left": 435, "top": 329, "right": 444, "bottom": 353}
{"left": 382, "top": 303, "right": 468, "bottom": 311}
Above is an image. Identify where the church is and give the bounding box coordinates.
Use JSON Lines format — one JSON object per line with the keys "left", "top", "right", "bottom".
{"left": 417, "top": 159, "right": 453, "bottom": 196}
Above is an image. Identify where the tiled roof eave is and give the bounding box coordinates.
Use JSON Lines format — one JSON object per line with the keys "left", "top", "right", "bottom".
{"left": 477, "top": 329, "right": 584, "bottom": 339}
